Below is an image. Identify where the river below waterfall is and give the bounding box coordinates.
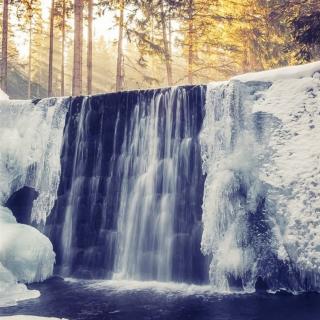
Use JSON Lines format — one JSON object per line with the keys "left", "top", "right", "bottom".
{"left": 0, "top": 278, "right": 319, "bottom": 320}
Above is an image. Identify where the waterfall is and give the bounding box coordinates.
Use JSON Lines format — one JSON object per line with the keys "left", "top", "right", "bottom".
{"left": 47, "top": 87, "right": 208, "bottom": 282}
{"left": 113, "top": 88, "right": 200, "bottom": 281}
{"left": 1, "top": 66, "right": 319, "bottom": 293}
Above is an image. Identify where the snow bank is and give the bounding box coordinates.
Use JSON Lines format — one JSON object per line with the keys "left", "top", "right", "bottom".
{"left": 233, "top": 61, "right": 320, "bottom": 82}
{"left": 0, "top": 89, "right": 9, "bottom": 100}
{"left": 253, "top": 74, "right": 320, "bottom": 283}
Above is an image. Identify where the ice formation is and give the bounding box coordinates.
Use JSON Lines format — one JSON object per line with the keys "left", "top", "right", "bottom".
{"left": 0, "top": 207, "right": 53, "bottom": 307}
{"left": 200, "top": 81, "right": 268, "bottom": 291}
{"left": 0, "top": 98, "right": 68, "bottom": 306}
{"left": 0, "top": 206, "right": 55, "bottom": 283}
{"left": 254, "top": 75, "right": 320, "bottom": 286}
{"left": 201, "top": 62, "right": 320, "bottom": 292}
{"left": 0, "top": 98, "right": 68, "bottom": 223}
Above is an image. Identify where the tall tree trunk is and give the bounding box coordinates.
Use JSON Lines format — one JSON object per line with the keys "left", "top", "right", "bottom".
{"left": 116, "top": 0, "right": 124, "bottom": 92}
{"left": 28, "top": 19, "right": 32, "bottom": 99}
{"left": 168, "top": 14, "right": 172, "bottom": 59}
{"left": 48, "top": 0, "right": 55, "bottom": 97}
{"left": 1, "top": 0, "right": 8, "bottom": 92}
{"left": 160, "top": 0, "right": 172, "bottom": 86}
{"left": 72, "top": 0, "right": 83, "bottom": 96}
{"left": 61, "top": 0, "right": 66, "bottom": 96}
{"left": 87, "top": 0, "right": 93, "bottom": 95}
{"left": 187, "top": 0, "right": 194, "bottom": 84}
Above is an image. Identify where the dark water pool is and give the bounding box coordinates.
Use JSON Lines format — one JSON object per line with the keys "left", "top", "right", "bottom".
{"left": 0, "top": 278, "right": 319, "bottom": 320}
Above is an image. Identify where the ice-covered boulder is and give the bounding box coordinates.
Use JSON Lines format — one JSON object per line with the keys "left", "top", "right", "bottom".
{"left": 0, "top": 206, "right": 55, "bottom": 283}
{"left": 0, "top": 206, "right": 55, "bottom": 306}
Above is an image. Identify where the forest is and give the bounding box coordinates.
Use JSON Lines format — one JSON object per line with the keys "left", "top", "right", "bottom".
{"left": 0, "top": 0, "right": 319, "bottom": 98}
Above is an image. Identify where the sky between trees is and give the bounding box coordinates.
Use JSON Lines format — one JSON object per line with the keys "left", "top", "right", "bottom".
{"left": 0, "top": 0, "right": 320, "bottom": 99}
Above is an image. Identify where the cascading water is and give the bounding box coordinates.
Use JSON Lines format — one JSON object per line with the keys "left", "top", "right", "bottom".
{"left": 113, "top": 88, "right": 202, "bottom": 281}
{"left": 47, "top": 87, "right": 207, "bottom": 282}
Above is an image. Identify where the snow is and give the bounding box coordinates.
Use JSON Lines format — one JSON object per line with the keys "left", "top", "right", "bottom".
{"left": 233, "top": 61, "right": 320, "bottom": 82}
{"left": 201, "top": 61, "right": 320, "bottom": 291}
{"left": 253, "top": 74, "right": 320, "bottom": 281}
{"left": 0, "top": 98, "right": 68, "bottom": 223}
{"left": 0, "top": 206, "right": 55, "bottom": 283}
{"left": 0, "top": 206, "right": 55, "bottom": 307}
{"left": 0, "top": 89, "right": 9, "bottom": 100}
{"left": 200, "top": 81, "right": 266, "bottom": 291}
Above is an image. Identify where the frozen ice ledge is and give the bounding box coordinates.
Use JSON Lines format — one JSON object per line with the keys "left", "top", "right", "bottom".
{"left": 0, "top": 98, "right": 67, "bottom": 306}
{"left": 0, "top": 62, "right": 319, "bottom": 297}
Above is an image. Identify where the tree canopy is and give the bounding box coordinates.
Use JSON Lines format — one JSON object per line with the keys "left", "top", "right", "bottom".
{"left": 0, "top": 0, "right": 319, "bottom": 98}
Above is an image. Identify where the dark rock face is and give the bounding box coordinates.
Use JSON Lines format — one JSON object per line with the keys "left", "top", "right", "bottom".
{"left": 6, "top": 186, "right": 39, "bottom": 224}
{"left": 46, "top": 86, "right": 209, "bottom": 283}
